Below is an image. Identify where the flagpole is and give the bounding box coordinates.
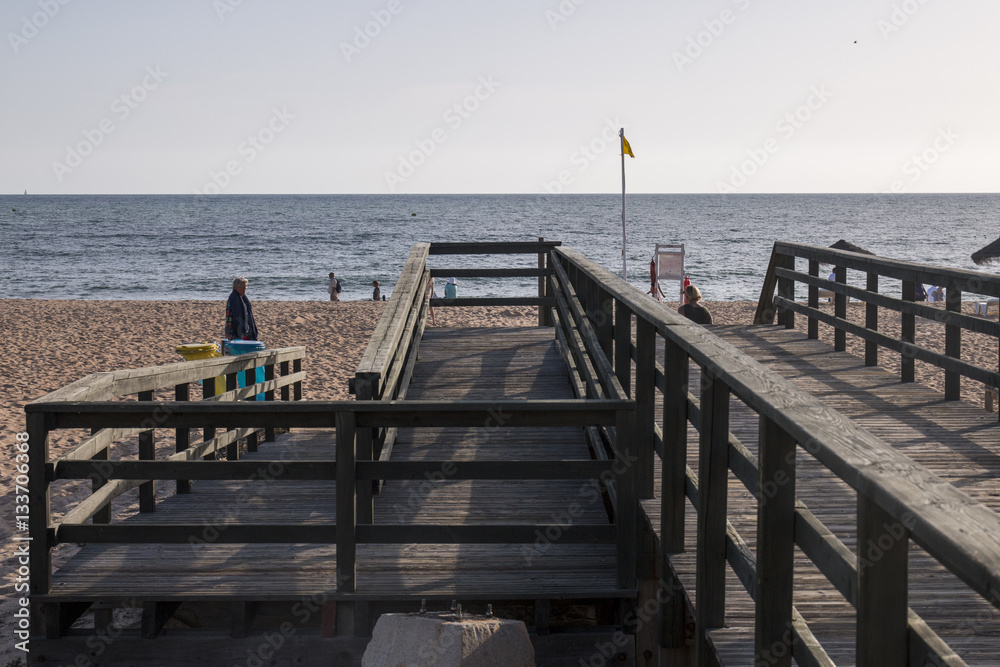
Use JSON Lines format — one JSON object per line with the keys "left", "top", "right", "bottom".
{"left": 620, "top": 128, "right": 627, "bottom": 281}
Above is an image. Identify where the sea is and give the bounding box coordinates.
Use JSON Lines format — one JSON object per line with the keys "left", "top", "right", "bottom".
{"left": 2, "top": 194, "right": 997, "bottom": 302}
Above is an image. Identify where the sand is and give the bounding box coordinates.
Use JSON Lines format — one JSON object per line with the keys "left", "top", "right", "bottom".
{"left": 0, "top": 297, "right": 995, "bottom": 659}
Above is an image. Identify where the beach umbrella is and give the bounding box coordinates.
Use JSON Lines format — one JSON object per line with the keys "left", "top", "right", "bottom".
{"left": 972, "top": 236, "right": 1000, "bottom": 266}
{"left": 829, "top": 239, "right": 875, "bottom": 255}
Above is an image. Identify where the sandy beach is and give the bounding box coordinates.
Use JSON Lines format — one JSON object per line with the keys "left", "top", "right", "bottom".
{"left": 0, "top": 297, "right": 995, "bottom": 659}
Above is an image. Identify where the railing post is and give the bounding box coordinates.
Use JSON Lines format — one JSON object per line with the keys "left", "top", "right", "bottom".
{"left": 615, "top": 406, "right": 637, "bottom": 590}
{"left": 27, "top": 411, "right": 52, "bottom": 598}
{"left": 264, "top": 363, "right": 276, "bottom": 442}
{"left": 336, "top": 410, "right": 358, "bottom": 635}
{"left": 293, "top": 358, "right": 303, "bottom": 401}
{"left": 857, "top": 496, "right": 908, "bottom": 666}
{"left": 694, "top": 370, "right": 729, "bottom": 663}
{"left": 834, "top": 265, "right": 846, "bottom": 352}
{"left": 538, "top": 238, "right": 551, "bottom": 327}
{"left": 865, "top": 272, "right": 879, "bottom": 367}
{"left": 754, "top": 416, "right": 796, "bottom": 667}
{"left": 807, "top": 259, "right": 819, "bottom": 340}
{"left": 660, "top": 337, "right": 689, "bottom": 652}
{"left": 138, "top": 390, "right": 156, "bottom": 512}
{"left": 203, "top": 370, "right": 217, "bottom": 460}
{"left": 777, "top": 253, "right": 795, "bottom": 330}
{"left": 945, "top": 284, "right": 962, "bottom": 400}
{"left": 614, "top": 300, "right": 633, "bottom": 398}
{"left": 901, "top": 280, "right": 916, "bottom": 383}
{"left": 225, "top": 372, "right": 239, "bottom": 460}
{"left": 635, "top": 318, "right": 656, "bottom": 499}
{"left": 594, "top": 285, "right": 614, "bottom": 362}
{"left": 354, "top": 373, "right": 378, "bottom": 524}
{"left": 91, "top": 426, "right": 111, "bottom": 523}
{"left": 175, "top": 383, "right": 191, "bottom": 494}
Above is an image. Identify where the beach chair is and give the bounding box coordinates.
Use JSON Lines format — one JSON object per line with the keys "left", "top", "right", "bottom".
{"left": 974, "top": 298, "right": 1000, "bottom": 317}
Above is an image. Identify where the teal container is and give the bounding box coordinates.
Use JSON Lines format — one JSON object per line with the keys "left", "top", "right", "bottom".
{"left": 225, "top": 340, "right": 266, "bottom": 400}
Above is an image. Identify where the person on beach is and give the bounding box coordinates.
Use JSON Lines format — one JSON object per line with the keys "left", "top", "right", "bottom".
{"left": 445, "top": 277, "right": 458, "bottom": 298}
{"left": 647, "top": 257, "right": 663, "bottom": 301}
{"left": 328, "top": 272, "right": 342, "bottom": 301}
{"left": 678, "top": 284, "right": 713, "bottom": 325}
{"left": 226, "top": 277, "right": 258, "bottom": 341}
{"left": 372, "top": 280, "right": 381, "bottom": 301}
{"left": 426, "top": 276, "right": 437, "bottom": 326}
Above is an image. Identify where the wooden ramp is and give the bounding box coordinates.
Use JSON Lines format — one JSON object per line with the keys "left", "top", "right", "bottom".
{"left": 641, "top": 324, "right": 1000, "bottom": 665}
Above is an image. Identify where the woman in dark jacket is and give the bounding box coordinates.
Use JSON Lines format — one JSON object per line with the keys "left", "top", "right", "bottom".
{"left": 225, "top": 277, "right": 258, "bottom": 340}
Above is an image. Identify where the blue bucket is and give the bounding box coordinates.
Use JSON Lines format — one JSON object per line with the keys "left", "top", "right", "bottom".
{"left": 224, "top": 340, "right": 266, "bottom": 400}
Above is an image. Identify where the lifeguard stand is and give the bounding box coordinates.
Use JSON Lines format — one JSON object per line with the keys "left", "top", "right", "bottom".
{"left": 655, "top": 243, "right": 685, "bottom": 301}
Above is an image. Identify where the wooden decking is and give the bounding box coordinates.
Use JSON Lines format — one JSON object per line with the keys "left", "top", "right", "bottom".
{"left": 642, "top": 324, "right": 1000, "bottom": 665}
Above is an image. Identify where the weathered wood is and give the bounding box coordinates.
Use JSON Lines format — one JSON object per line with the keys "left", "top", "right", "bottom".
{"left": 865, "top": 271, "right": 879, "bottom": 366}
{"left": 902, "top": 279, "right": 916, "bottom": 382}
{"left": 834, "top": 265, "right": 846, "bottom": 352}
{"left": 614, "top": 300, "right": 633, "bottom": 398}
{"left": 358, "top": 524, "right": 616, "bottom": 544}
{"left": 694, "top": 372, "right": 730, "bottom": 663}
{"left": 427, "top": 267, "right": 552, "bottom": 278}
{"left": 336, "top": 411, "right": 356, "bottom": 593}
{"left": 57, "top": 459, "right": 336, "bottom": 481}
{"left": 175, "top": 382, "right": 191, "bottom": 493}
{"left": 754, "top": 245, "right": 780, "bottom": 325}
{"left": 857, "top": 497, "right": 908, "bottom": 666}
{"left": 356, "top": 460, "right": 611, "bottom": 480}
{"left": 945, "top": 285, "right": 962, "bottom": 400}
{"left": 808, "top": 259, "right": 820, "bottom": 339}
{"left": 429, "top": 296, "right": 555, "bottom": 308}
{"left": 635, "top": 317, "right": 656, "bottom": 499}
{"left": 754, "top": 416, "right": 795, "bottom": 667}
{"left": 777, "top": 252, "right": 795, "bottom": 329}
{"left": 137, "top": 390, "right": 156, "bottom": 513}
{"left": 661, "top": 337, "right": 689, "bottom": 555}
{"left": 142, "top": 601, "right": 182, "bottom": 639}
{"left": 427, "top": 240, "right": 561, "bottom": 254}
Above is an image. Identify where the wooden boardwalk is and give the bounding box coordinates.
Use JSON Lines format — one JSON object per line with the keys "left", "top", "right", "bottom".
{"left": 642, "top": 324, "right": 1000, "bottom": 665}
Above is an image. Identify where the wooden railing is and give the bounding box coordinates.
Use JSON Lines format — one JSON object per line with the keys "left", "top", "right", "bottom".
{"left": 755, "top": 241, "right": 1000, "bottom": 406}
{"left": 26, "top": 347, "right": 306, "bottom": 614}
{"left": 554, "top": 245, "right": 1000, "bottom": 666}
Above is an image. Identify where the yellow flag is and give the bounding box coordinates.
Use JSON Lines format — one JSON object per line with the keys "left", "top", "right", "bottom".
{"left": 622, "top": 135, "right": 635, "bottom": 158}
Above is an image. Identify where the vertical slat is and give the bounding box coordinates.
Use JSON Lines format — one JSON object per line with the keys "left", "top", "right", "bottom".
{"left": 614, "top": 300, "right": 633, "bottom": 398}
{"left": 695, "top": 371, "right": 729, "bottom": 662}
{"left": 945, "top": 284, "right": 962, "bottom": 400}
{"left": 138, "top": 390, "right": 155, "bottom": 513}
{"left": 777, "top": 253, "right": 795, "bottom": 329}
{"left": 27, "top": 411, "right": 51, "bottom": 597}
{"left": 264, "top": 363, "right": 276, "bottom": 442}
{"left": 834, "top": 265, "right": 846, "bottom": 352}
{"left": 595, "top": 285, "right": 614, "bottom": 362}
{"left": 865, "top": 272, "right": 879, "bottom": 367}
{"left": 857, "top": 497, "right": 908, "bottom": 666}
{"left": 538, "top": 237, "right": 549, "bottom": 327}
{"left": 175, "top": 383, "right": 191, "bottom": 494}
{"left": 225, "top": 373, "right": 239, "bottom": 460}
{"left": 293, "top": 358, "right": 303, "bottom": 401}
{"left": 616, "top": 406, "right": 637, "bottom": 590}
{"left": 635, "top": 318, "right": 656, "bottom": 499}
{"left": 280, "top": 361, "right": 291, "bottom": 402}
{"left": 336, "top": 410, "right": 357, "bottom": 636}
{"left": 808, "top": 259, "right": 819, "bottom": 340}
{"left": 202, "top": 372, "right": 217, "bottom": 460}
{"left": 754, "top": 416, "right": 796, "bottom": 667}
{"left": 901, "top": 280, "right": 916, "bottom": 383}
{"left": 661, "top": 337, "right": 688, "bottom": 553}
{"left": 354, "top": 374, "right": 377, "bottom": 524}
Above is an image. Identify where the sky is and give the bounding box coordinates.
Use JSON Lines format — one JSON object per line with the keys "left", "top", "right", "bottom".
{"left": 3, "top": 0, "right": 999, "bottom": 195}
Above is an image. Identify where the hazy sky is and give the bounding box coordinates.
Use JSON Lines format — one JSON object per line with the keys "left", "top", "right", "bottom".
{"left": 4, "top": 0, "right": 998, "bottom": 194}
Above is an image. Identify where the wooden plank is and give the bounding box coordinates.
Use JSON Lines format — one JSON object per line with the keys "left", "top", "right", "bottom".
{"left": 357, "top": 460, "right": 611, "bottom": 480}
{"left": 635, "top": 317, "right": 656, "bottom": 499}
{"left": 427, "top": 267, "right": 552, "bottom": 278}
{"left": 857, "top": 497, "right": 908, "bottom": 666}
{"left": 428, "top": 241, "right": 561, "bottom": 254}
{"left": 945, "top": 285, "right": 962, "bottom": 400}
{"left": 336, "top": 411, "right": 357, "bottom": 594}
{"left": 429, "top": 296, "right": 555, "bottom": 307}
{"left": 138, "top": 390, "right": 156, "bottom": 512}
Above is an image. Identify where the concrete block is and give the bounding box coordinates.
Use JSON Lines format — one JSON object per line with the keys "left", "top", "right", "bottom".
{"left": 363, "top": 611, "right": 535, "bottom": 666}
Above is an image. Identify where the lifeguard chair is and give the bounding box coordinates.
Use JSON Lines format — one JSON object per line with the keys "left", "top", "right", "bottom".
{"left": 655, "top": 243, "right": 685, "bottom": 301}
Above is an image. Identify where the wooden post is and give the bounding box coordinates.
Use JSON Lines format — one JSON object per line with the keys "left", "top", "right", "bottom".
{"left": 857, "top": 497, "right": 908, "bottom": 666}
{"left": 694, "top": 371, "right": 729, "bottom": 663}
{"left": 616, "top": 406, "right": 637, "bottom": 590}
{"left": 807, "top": 259, "right": 819, "bottom": 340}
{"left": 754, "top": 416, "right": 796, "bottom": 667}
{"left": 336, "top": 410, "right": 357, "bottom": 636}
{"left": 27, "top": 411, "right": 52, "bottom": 598}
{"left": 661, "top": 337, "right": 688, "bottom": 554}
{"left": 901, "top": 280, "right": 916, "bottom": 383}
{"left": 945, "top": 284, "right": 962, "bottom": 400}
{"left": 91, "top": 425, "right": 111, "bottom": 524}
{"left": 538, "top": 238, "right": 550, "bottom": 327}
{"left": 777, "top": 253, "right": 795, "bottom": 330}
{"left": 354, "top": 373, "right": 378, "bottom": 524}
{"left": 595, "top": 285, "right": 614, "bottom": 362}
{"left": 614, "top": 300, "right": 633, "bottom": 398}
{"left": 138, "top": 390, "right": 156, "bottom": 513}
{"left": 293, "top": 358, "right": 303, "bottom": 401}
{"left": 264, "top": 363, "right": 276, "bottom": 442}
{"left": 175, "top": 383, "right": 191, "bottom": 494}
{"left": 226, "top": 373, "right": 239, "bottom": 460}
{"left": 834, "top": 266, "right": 846, "bottom": 352}
{"left": 865, "top": 273, "right": 879, "bottom": 367}
{"left": 635, "top": 318, "right": 656, "bottom": 499}
{"left": 202, "top": 371, "right": 217, "bottom": 460}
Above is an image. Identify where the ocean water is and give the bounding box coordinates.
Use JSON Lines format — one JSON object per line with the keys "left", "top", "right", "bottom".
{"left": 2, "top": 194, "right": 998, "bottom": 302}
